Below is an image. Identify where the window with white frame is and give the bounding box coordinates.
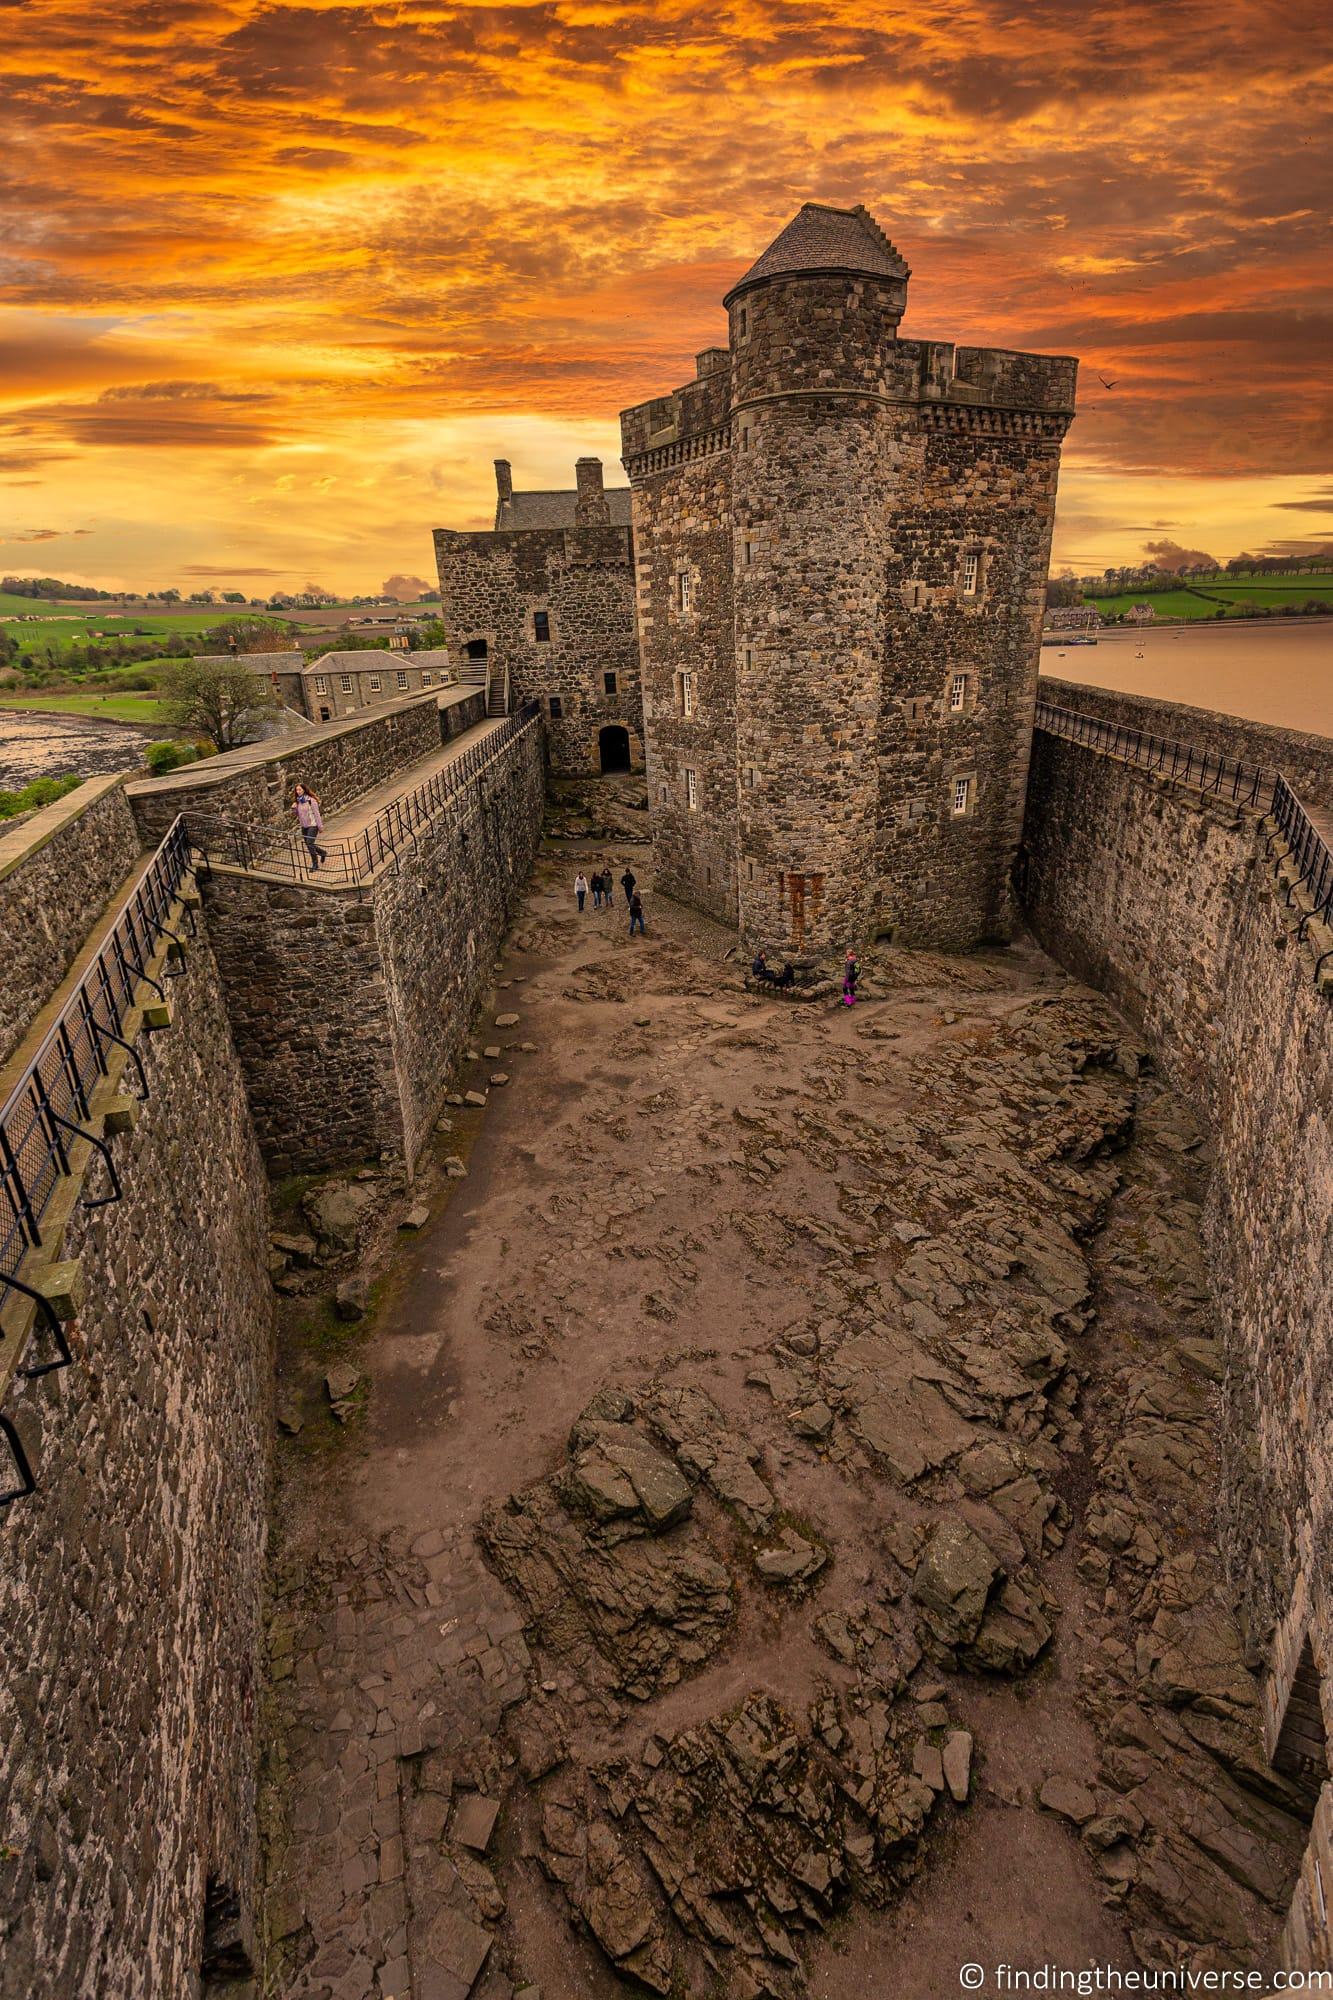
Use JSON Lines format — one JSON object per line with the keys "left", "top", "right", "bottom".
{"left": 422, "top": 671, "right": 432, "bottom": 685}
{"left": 368, "top": 675, "right": 381, "bottom": 691}
{"left": 681, "top": 671, "right": 695, "bottom": 716}
{"left": 314, "top": 676, "right": 327, "bottom": 694}
{"left": 960, "top": 551, "right": 980, "bottom": 597}
{"left": 678, "top": 572, "right": 692, "bottom": 613}
{"left": 396, "top": 670, "right": 409, "bottom": 689}
{"left": 949, "top": 673, "right": 968, "bottom": 711}
{"left": 952, "top": 775, "right": 972, "bottom": 816}
{"left": 339, "top": 675, "right": 352, "bottom": 692}
{"left": 685, "top": 768, "right": 698, "bottom": 811}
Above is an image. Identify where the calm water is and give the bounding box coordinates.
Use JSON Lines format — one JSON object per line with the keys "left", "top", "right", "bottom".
{"left": 1039, "top": 619, "right": 1333, "bottom": 737}
{"left": 0, "top": 710, "right": 156, "bottom": 793}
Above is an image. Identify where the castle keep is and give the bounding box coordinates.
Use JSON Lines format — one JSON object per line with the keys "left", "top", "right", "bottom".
{"left": 622, "top": 202, "right": 1076, "bottom": 952}
{"left": 434, "top": 456, "right": 642, "bottom": 777}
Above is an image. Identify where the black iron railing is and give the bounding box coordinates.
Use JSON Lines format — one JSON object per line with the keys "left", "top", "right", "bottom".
{"left": 1034, "top": 702, "right": 1333, "bottom": 980}
{"left": 0, "top": 816, "right": 195, "bottom": 1499}
{"left": 198, "top": 704, "right": 542, "bottom": 887}
{"left": 1033, "top": 700, "right": 1276, "bottom": 810}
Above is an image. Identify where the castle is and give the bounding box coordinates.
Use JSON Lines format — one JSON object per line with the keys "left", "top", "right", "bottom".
{"left": 437, "top": 203, "right": 1076, "bottom": 956}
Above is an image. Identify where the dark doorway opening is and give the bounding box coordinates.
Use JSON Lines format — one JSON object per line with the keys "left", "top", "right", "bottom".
{"left": 599, "top": 724, "right": 631, "bottom": 774}
{"left": 466, "top": 639, "right": 488, "bottom": 663}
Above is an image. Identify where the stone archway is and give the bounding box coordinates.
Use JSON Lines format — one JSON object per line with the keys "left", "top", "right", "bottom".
{"left": 598, "top": 724, "right": 631, "bottom": 774}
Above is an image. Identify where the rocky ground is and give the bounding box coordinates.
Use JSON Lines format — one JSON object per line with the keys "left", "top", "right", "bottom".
{"left": 259, "top": 796, "right": 1310, "bottom": 2000}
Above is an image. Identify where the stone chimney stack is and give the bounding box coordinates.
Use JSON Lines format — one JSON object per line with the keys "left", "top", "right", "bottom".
{"left": 494, "top": 458, "right": 513, "bottom": 522}
{"left": 575, "top": 456, "right": 610, "bottom": 527}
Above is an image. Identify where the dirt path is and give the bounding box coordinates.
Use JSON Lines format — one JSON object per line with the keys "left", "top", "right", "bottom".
{"left": 261, "top": 806, "right": 1307, "bottom": 2000}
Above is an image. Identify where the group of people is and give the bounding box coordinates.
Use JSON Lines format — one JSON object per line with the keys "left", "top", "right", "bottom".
{"left": 575, "top": 866, "right": 645, "bottom": 934}
{"left": 751, "top": 948, "right": 860, "bottom": 1004}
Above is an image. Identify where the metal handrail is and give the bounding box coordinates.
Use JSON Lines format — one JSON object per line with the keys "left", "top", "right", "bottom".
{"left": 1034, "top": 702, "right": 1333, "bottom": 977}
{"left": 197, "top": 704, "right": 541, "bottom": 888}
{"left": 0, "top": 816, "right": 195, "bottom": 1455}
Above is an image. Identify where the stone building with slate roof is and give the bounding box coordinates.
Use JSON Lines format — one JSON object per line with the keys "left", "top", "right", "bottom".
{"left": 434, "top": 456, "right": 643, "bottom": 777}
{"left": 622, "top": 200, "right": 1078, "bottom": 955}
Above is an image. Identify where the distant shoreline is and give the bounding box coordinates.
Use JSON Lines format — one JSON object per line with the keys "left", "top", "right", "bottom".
{"left": 1046, "top": 613, "right": 1333, "bottom": 643}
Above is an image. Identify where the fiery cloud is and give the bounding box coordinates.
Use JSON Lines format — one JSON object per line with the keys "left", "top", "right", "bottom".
{"left": 2, "top": 0, "right": 1330, "bottom": 587}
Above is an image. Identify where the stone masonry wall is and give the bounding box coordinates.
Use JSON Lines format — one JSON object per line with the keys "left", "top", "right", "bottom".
{"left": 127, "top": 697, "right": 444, "bottom": 848}
{"left": 435, "top": 526, "right": 641, "bottom": 777}
{"left": 200, "top": 717, "right": 548, "bottom": 1174}
{"left": 0, "top": 776, "right": 142, "bottom": 1066}
{"left": 1020, "top": 727, "right": 1333, "bottom": 1954}
{"left": 1039, "top": 675, "right": 1333, "bottom": 813}
{"left": 0, "top": 932, "right": 273, "bottom": 1999}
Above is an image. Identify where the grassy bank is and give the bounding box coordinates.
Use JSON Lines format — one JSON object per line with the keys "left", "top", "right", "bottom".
{"left": 0, "top": 691, "right": 168, "bottom": 723}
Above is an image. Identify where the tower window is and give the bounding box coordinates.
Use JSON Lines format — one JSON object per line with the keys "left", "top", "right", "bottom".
{"left": 738, "top": 306, "right": 749, "bottom": 339}
{"left": 681, "top": 671, "right": 695, "bottom": 716}
{"left": 743, "top": 647, "right": 753, "bottom": 672}
{"left": 961, "top": 552, "right": 980, "bottom": 597}
{"left": 548, "top": 695, "right": 563, "bottom": 718}
{"left": 950, "top": 673, "right": 968, "bottom": 711}
{"left": 677, "top": 571, "right": 692, "bottom": 613}
{"left": 743, "top": 540, "right": 753, "bottom": 567}
{"left": 952, "top": 775, "right": 973, "bottom": 816}
{"left": 603, "top": 670, "right": 618, "bottom": 695}
{"left": 741, "top": 424, "right": 751, "bottom": 454}
{"left": 533, "top": 609, "right": 551, "bottom": 641}
{"left": 685, "top": 768, "right": 698, "bottom": 811}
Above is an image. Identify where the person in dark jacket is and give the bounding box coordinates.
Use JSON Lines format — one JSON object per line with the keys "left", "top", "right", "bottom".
{"left": 601, "top": 864, "right": 615, "bottom": 908}
{"left": 621, "top": 867, "right": 637, "bottom": 906}
{"left": 842, "top": 950, "right": 859, "bottom": 1005}
{"left": 591, "top": 869, "right": 604, "bottom": 908}
{"left": 629, "top": 890, "right": 645, "bottom": 936}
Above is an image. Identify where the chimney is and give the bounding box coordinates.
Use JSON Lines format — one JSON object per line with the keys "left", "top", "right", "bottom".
{"left": 494, "top": 458, "right": 513, "bottom": 523}
{"left": 574, "top": 456, "right": 610, "bottom": 527}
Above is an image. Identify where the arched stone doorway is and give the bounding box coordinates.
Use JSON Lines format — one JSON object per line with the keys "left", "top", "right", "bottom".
{"left": 599, "top": 724, "right": 630, "bottom": 774}
{"left": 465, "top": 639, "right": 488, "bottom": 663}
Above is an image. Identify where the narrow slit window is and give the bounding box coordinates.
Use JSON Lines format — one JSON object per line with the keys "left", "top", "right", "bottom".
{"left": 950, "top": 673, "right": 968, "bottom": 711}
{"left": 961, "top": 551, "right": 980, "bottom": 597}
{"left": 738, "top": 306, "right": 748, "bottom": 339}
{"left": 952, "top": 775, "right": 972, "bottom": 816}
{"left": 685, "top": 768, "right": 698, "bottom": 811}
{"left": 743, "top": 540, "right": 753, "bottom": 567}
{"left": 681, "top": 671, "right": 695, "bottom": 716}
{"left": 678, "top": 572, "right": 692, "bottom": 613}
{"left": 533, "top": 609, "right": 551, "bottom": 642}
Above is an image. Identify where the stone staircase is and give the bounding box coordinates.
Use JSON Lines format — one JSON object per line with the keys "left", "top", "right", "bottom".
{"left": 486, "top": 663, "right": 510, "bottom": 719}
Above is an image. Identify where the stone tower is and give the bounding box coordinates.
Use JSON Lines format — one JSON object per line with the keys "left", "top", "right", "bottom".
{"left": 620, "top": 201, "right": 1078, "bottom": 957}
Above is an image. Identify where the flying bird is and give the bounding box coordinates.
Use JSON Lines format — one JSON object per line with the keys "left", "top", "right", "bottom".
{"left": 1098, "top": 374, "right": 1119, "bottom": 390}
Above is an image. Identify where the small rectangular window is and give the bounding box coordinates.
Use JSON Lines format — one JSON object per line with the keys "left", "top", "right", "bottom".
{"left": 950, "top": 673, "right": 967, "bottom": 711}
{"left": 681, "top": 671, "right": 695, "bottom": 716}
{"left": 603, "top": 670, "right": 617, "bottom": 695}
{"left": 339, "top": 674, "right": 352, "bottom": 692}
{"left": 533, "top": 610, "right": 551, "bottom": 642}
{"left": 314, "top": 676, "right": 326, "bottom": 694}
{"left": 952, "top": 776, "right": 972, "bottom": 816}
{"left": 907, "top": 796, "right": 928, "bottom": 821}
{"left": 743, "top": 540, "right": 753, "bottom": 567}
{"left": 685, "top": 768, "right": 698, "bottom": 811}
{"left": 738, "top": 306, "right": 748, "bottom": 339}
{"left": 421, "top": 671, "right": 433, "bottom": 685}
{"left": 743, "top": 765, "right": 757, "bottom": 788}
{"left": 368, "top": 675, "right": 381, "bottom": 691}
{"left": 396, "top": 670, "right": 408, "bottom": 689}
{"left": 741, "top": 424, "right": 751, "bottom": 454}
{"left": 961, "top": 552, "right": 980, "bottom": 597}
{"left": 549, "top": 695, "right": 563, "bottom": 718}
{"left": 678, "top": 572, "right": 692, "bottom": 613}
{"left": 743, "top": 647, "right": 753, "bottom": 671}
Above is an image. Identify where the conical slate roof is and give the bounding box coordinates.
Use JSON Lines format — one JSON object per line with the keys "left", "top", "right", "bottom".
{"left": 724, "top": 203, "right": 909, "bottom": 303}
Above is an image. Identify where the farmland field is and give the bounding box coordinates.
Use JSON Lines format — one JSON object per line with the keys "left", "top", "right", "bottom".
{"left": 1086, "top": 572, "right": 1333, "bottom": 621}
{"left": 0, "top": 691, "right": 171, "bottom": 722}
{"left": 0, "top": 608, "right": 241, "bottom": 657}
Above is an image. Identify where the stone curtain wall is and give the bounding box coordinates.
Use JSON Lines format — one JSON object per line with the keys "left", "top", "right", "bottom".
{"left": 1039, "top": 676, "right": 1333, "bottom": 813}
{"left": 200, "top": 718, "right": 548, "bottom": 1174}
{"left": 127, "top": 697, "right": 444, "bottom": 848}
{"left": 200, "top": 872, "right": 401, "bottom": 1175}
{"left": 376, "top": 717, "right": 547, "bottom": 1163}
{"left": 0, "top": 934, "right": 273, "bottom": 1999}
{"left": 434, "top": 526, "right": 641, "bottom": 776}
{"left": 1020, "top": 731, "right": 1333, "bottom": 1872}
{"left": 0, "top": 776, "right": 142, "bottom": 1066}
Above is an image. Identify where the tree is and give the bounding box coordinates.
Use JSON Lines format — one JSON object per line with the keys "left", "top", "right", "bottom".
{"left": 162, "top": 657, "right": 281, "bottom": 751}
{"left": 202, "top": 615, "right": 295, "bottom": 655}
{"left": 222, "top": 591, "right": 247, "bottom": 604}
{"left": 410, "top": 618, "right": 448, "bottom": 651}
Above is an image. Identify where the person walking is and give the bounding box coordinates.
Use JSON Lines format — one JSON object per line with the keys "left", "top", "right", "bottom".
{"left": 620, "top": 865, "right": 636, "bottom": 908}
{"left": 591, "top": 869, "right": 603, "bottom": 909}
{"left": 292, "top": 782, "right": 327, "bottom": 871}
{"left": 601, "top": 864, "right": 615, "bottom": 909}
{"left": 842, "top": 950, "right": 860, "bottom": 1006}
{"left": 629, "top": 889, "right": 645, "bottom": 936}
{"left": 574, "top": 870, "right": 588, "bottom": 913}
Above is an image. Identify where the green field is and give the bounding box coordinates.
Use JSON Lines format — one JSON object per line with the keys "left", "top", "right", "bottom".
{"left": 1087, "top": 573, "right": 1333, "bottom": 621}
{"left": 0, "top": 690, "right": 170, "bottom": 722}
{"left": 0, "top": 608, "right": 239, "bottom": 658}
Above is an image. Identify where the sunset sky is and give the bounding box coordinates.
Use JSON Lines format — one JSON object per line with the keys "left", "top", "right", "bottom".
{"left": 3, "top": 0, "right": 1331, "bottom": 595}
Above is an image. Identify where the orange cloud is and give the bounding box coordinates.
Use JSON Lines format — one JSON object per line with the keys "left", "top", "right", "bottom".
{"left": 2, "top": 0, "right": 1330, "bottom": 588}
